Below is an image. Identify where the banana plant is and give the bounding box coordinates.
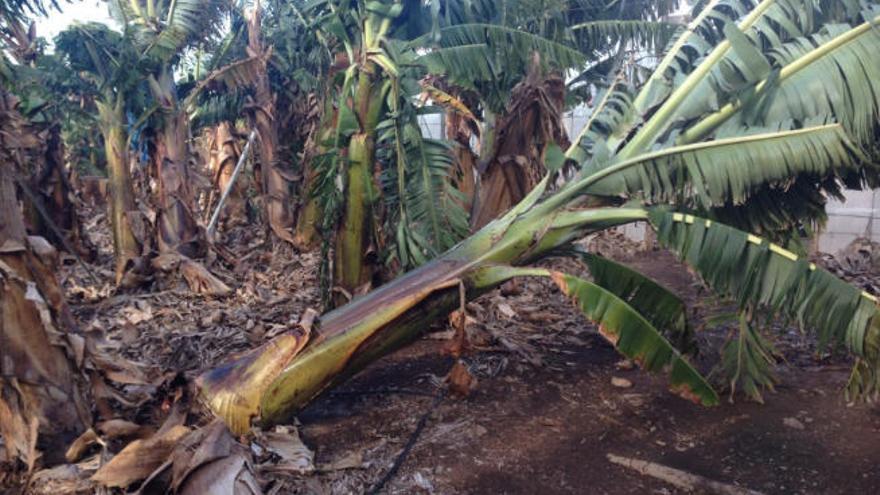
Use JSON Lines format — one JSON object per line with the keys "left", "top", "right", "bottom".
{"left": 107, "top": 0, "right": 266, "bottom": 256}
{"left": 55, "top": 23, "right": 150, "bottom": 284}
{"left": 1, "top": 14, "right": 95, "bottom": 259}
{"left": 413, "top": 0, "right": 680, "bottom": 226}
{"left": 244, "top": 0, "right": 298, "bottom": 244}
{"left": 0, "top": 0, "right": 93, "bottom": 467}
{"left": 300, "top": 0, "right": 644, "bottom": 304}
{"left": 200, "top": 0, "right": 880, "bottom": 433}
{"left": 297, "top": 0, "right": 472, "bottom": 305}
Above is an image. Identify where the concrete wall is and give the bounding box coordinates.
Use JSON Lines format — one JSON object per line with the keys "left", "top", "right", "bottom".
{"left": 821, "top": 190, "right": 880, "bottom": 253}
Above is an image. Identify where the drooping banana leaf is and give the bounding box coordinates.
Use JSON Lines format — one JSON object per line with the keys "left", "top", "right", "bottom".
{"left": 183, "top": 55, "right": 268, "bottom": 110}
{"left": 705, "top": 176, "right": 836, "bottom": 241}
{"left": 681, "top": 13, "right": 880, "bottom": 144}
{"left": 569, "top": 19, "right": 677, "bottom": 54}
{"left": 617, "top": 0, "right": 871, "bottom": 158}
{"left": 717, "top": 313, "right": 780, "bottom": 403}
{"left": 577, "top": 251, "right": 696, "bottom": 354}
{"left": 582, "top": 124, "right": 863, "bottom": 210}
{"left": 550, "top": 271, "right": 718, "bottom": 406}
{"left": 649, "top": 210, "right": 880, "bottom": 360}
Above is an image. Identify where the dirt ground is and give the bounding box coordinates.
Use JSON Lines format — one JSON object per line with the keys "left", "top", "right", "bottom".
{"left": 3, "top": 215, "right": 880, "bottom": 494}
{"left": 280, "top": 251, "right": 880, "bottom": 494}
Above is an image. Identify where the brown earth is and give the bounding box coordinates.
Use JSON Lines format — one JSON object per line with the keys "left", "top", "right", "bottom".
{"left": 272, "top": 251, "right": 880, "bottom": 494}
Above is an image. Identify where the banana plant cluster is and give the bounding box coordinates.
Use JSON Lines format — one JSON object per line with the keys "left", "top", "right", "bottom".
{"left": 53, "top": 1, "right": 272, "bottom": 282}
{"left": 301, "top": 0, "right": 473, "bottom": 305}
{"left": 300, "top": 0, "right": 679, "bottom": 305}
{"left": 200, "top": 0, "right": 880, "bottom": 433}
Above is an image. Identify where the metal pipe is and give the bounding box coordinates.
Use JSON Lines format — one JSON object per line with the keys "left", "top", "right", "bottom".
{"left": 207, "top": 129, "right": 256, "bottom": 237}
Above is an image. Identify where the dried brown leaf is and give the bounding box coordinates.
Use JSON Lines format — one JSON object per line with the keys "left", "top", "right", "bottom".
{"left": 1, "top": 254, "right": 88, "bottom": 467}
{"left": 91, "top": 425, "right": 190, "bottom": 488}
{"left": 97, "top": 419, "right": 149, "bottom": 440}
{"left": 65, "top": 428, "right": 101, "bottom": 463}
{"left": 29, "top": 463, "right": 95, "bottom": 495}
{"left": 257, "top": 426, "right": 314, "bottom": 474}
{"left": 317, "top": 450, "right": 365, "bottom": 472}
{"left": 27, "top": 236, "right": 58, "bottom": 267}
{"left": 152, "top": 253, "right": 184, "bottom": 272}
{"left": 146, "top": 421, "right": 264, "bottom": 495}
{"left": 180, "top": 259, "right": 232, "bottom": 297}
{"left": 178, "top": 450, "right": 261, "bottom": 495}
{"left": 447, "top": 361, "right": 478, "bottom": 398}
{"left": 170, "top": 421, "right": 236, "bottom": 490}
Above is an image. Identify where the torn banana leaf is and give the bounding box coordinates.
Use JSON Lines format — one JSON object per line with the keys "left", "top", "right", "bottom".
{"left": 650, "top": 209, "right": 880, "bottom": 396}
{"left": 578, "top": 251, "right": 695, "bottom": 354}
{"left": 551, "top": 271, "right": 718, "bottom": 406}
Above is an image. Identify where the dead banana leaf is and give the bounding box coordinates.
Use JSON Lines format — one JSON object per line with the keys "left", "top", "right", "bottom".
{"left": 65, "top": 428, "right": 102, "bottom": 463}
{"left": 91, "top": 425, "right": 190, "bottom": 488}
{"left": 179, "top": 258, "right": 232, "bottom": 297}
{"left": 27, "top": 235, "right": 58, "bottom": 267}
{"left": 2, "top": 89, "right": 91, "bottom": 472}
{"left": 0, "top": 255, "right": 89, "bottom": 467}
{"left": 196, "top": 327, "right": 310, "bottom": 434}
{"left": 97, "top": 419, "right": 151, "bottom": 440}
{"left": 177, "top": 450, "right": 261, "bottom": 495}
{"left": 256, "top": 426, "right": 314, "bottom": 475}
{"left": 446, "top": 360, "right": 478, "bottom": 397}
{"left": 150, "top": 253, "right": 232, "bottom": 297}
{"left": 151, "top": 253, "right": 184, "bottom": 272}
{"left": 420, "top": 83, "right": 479, "bottom": 126}
{"left": 171, "top": 421, "right": 262, "bottom": 495}
{"left": 29, "top": 463, "right": 96, "bottom": 495}
{"left": 168, "top": 421, "right": 234, "bottom": 489}
{"left": 0, "top": 393, "right": 35, "bottom": 469}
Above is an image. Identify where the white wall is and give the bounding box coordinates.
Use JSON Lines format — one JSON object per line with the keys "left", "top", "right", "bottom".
{"left": 821, "top": 190, "right": 880, "bottom": 253}
{"left": 419, "top": 113, "right": 444, "bottom": 140}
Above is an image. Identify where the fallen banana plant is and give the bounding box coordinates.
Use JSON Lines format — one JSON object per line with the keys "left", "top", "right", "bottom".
{"left": 198, "top": 2, "right": 880, "bottom": 433}
{"left": 199, "top": 197, "right": 880, "bottom": 432}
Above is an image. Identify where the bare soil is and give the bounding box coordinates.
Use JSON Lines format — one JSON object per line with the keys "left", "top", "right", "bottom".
{"left": 282, "top": 251, "right": 880, "bottom": 494}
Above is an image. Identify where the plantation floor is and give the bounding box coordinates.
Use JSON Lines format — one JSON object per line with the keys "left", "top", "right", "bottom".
{"left": 4, "top": 220, "right": 880, "bottom": 494}
{"left": 282, "top": 250, "right": 880, "bottom": 494}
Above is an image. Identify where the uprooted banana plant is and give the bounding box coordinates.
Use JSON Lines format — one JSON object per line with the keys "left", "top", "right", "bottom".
{"left": 199, "top": 0, "right": 880, "bottom": 433}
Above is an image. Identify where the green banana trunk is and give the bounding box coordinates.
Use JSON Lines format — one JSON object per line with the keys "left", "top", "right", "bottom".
{"left": 295, "top": 102, "right": 337, "bottom": 248}
{"left": 99, "top": 96, "right": 143, "bottom": 284}
{"left": 333, "top": 133, "right": 375, "bottom": 303}
{"left": 332, "top": 69, "right": 387, "bottom": 305}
